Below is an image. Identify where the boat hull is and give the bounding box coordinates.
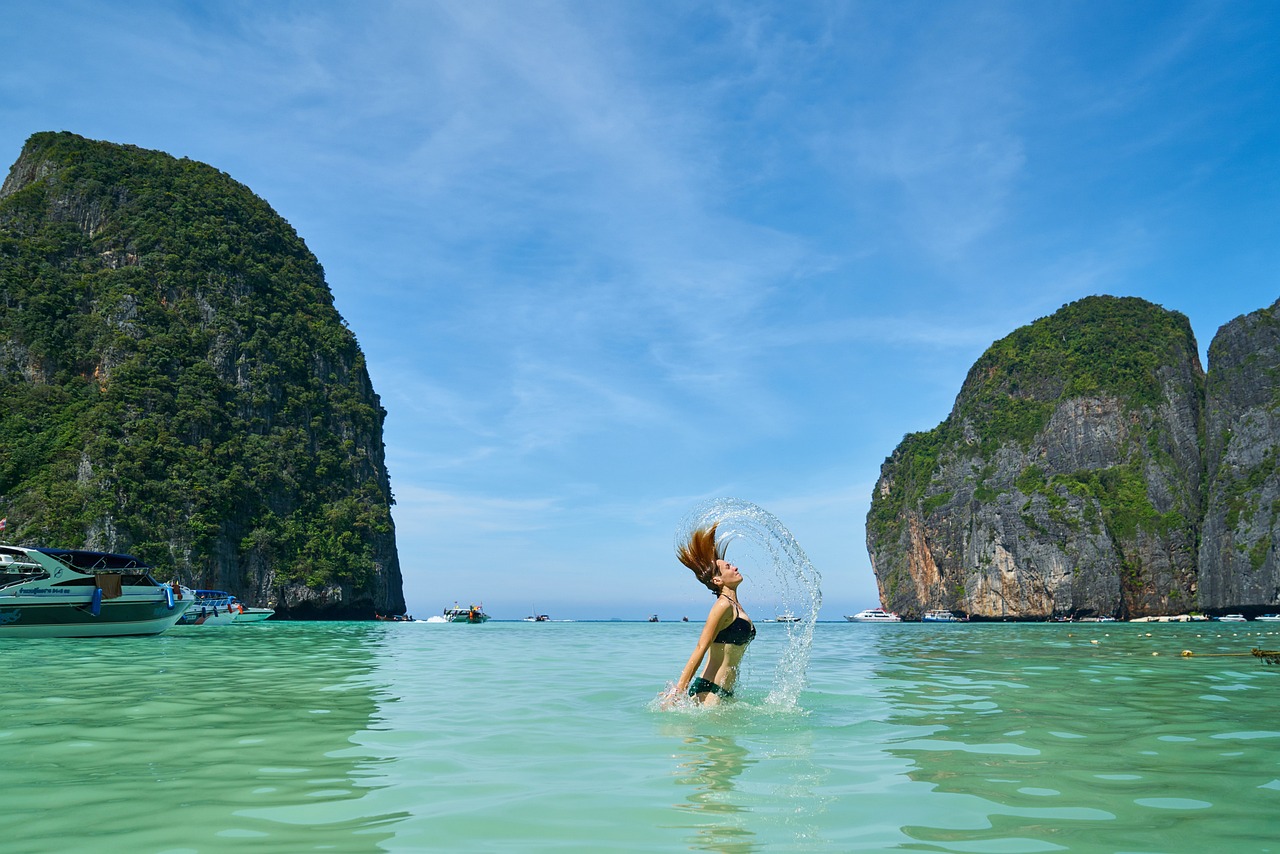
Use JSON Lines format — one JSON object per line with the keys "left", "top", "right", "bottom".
{"left": 178, "top": 609, "right": 237, "bottom": 626}
{"left": 0, "top": 597, "right": 192, "bottom": 638}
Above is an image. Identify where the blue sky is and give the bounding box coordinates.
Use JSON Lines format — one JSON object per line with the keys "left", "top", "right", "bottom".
{"left": 3, "top": 1, "right": 1278, "bottom": 620}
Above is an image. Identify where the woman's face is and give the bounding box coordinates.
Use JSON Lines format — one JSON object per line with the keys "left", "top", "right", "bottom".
{"left": 714, "top": 559, "right": 743, "bottom": 588}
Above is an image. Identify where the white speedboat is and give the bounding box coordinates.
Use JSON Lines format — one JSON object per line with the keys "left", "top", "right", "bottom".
{"left": 1217, "top": 614, "right": 1247, "bottom": 622}
{"left": 1256, "top": 614, "right": 1280, "bottom": 622}
{"left": 846, "top": 608, "right": 902, "bottom": 623}
{"left": 922, "top": 609, "right": 964, "bottom": 622}
{"left": 775, "top": 611, "right": 801, "bottom": 623}
{"left": 0, "top": 545, "right": 191, "bottom": 637}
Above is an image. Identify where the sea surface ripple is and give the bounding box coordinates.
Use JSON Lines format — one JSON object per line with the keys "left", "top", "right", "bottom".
{"left": 2, "top": 620, "right": 1278, "bottom": 852}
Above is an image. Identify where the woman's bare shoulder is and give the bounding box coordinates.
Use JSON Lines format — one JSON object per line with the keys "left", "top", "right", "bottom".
{"left": 705, "top": 594, "right": 731, "bottom": 613}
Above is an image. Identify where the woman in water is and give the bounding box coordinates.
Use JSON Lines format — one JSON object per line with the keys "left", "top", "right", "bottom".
{"left": 665, "top": 523, "right": 755, "bottom": 705}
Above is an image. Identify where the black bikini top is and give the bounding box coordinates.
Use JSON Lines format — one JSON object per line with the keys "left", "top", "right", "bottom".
{"left": 713, "top": 596, "right": 756, "bottom": 646}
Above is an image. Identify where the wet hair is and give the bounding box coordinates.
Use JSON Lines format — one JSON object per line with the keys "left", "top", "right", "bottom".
{"left": 677, "top": 523, "right": 728, "bottom": 594}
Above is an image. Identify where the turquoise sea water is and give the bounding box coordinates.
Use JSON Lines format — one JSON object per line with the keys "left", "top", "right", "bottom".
{"left": 3, "top": 620, "right": 1279, "bottom": 853}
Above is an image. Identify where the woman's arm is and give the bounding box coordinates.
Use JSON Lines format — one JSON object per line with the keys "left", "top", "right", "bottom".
{"left": 669, "top": 598, "right": 732, "bottom": 698}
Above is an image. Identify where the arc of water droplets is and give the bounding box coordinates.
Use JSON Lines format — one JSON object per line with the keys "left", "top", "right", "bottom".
{"left": 676, "top": 498, "right": 823, "bottom": 708}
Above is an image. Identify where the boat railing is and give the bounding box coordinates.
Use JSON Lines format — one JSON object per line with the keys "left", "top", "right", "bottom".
{"left": 0, "top": 568, "right": 47, "bottom": 591}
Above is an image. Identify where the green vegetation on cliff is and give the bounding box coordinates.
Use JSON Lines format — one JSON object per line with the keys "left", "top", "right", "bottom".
{"left": 0, "top": 132, "right": 398, "bottom": 608}
{"left": 866, "top": 424, "right": 945, "bottom": 550}
{"left": 956, "top": 296, "right": 1199, "bottom": 454}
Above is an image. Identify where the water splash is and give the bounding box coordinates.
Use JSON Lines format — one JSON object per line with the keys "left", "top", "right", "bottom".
{"left": 676, "top": 498, "right": 823, "bottom": 708}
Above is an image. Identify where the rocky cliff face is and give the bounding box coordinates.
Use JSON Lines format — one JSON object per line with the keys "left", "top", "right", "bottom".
{"left": 1198, "top": 299, "right": 1280, "bottom": 608}
{"left": 867, "top": 296, "right": 1205, "bottom": 619}
{"left": 0, "top": 132, "right": 404, "bottom": 618}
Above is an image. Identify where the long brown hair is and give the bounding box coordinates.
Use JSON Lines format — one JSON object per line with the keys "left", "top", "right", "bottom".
{"left": 677, "top": 523, "right": 728, "bottom": 594}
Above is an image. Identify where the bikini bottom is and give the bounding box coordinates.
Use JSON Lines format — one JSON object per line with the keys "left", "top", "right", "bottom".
{"left": 688, "top": 676, "right": 733, "bottom": 699}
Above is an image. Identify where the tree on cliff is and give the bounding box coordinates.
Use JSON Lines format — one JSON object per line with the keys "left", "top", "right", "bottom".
{"left": 0, "top": 132, "right": 404, "bottom": 618}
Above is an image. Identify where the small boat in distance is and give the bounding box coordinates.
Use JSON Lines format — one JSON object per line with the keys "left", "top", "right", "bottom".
{"left": 1217, "top": 614, "right": 1247, "bottom": 622}
{"left": 524, "top": 613, "right": 550, "bottom": 622}
{"left": 775, "top": 611, "right": 802, "bottom": 623}
{"left": 0, "top": 545, "right": 191, "bottom": 637}
{"left": 846, "top": 608, "right": 902, "bottom": 623}
{"left": 1256, "top": 614, "right": 1280, "bottom": 622}
{"left": 648, "top": 614, "right": 659, "bottom": 622}
{"left": 922, "top": 609, "right": 964, "bottom": 622}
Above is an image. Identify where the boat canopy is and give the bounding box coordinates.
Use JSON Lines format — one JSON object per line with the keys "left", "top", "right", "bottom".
{"left": 34, "top": 548, "right": 151, "bottom": 572}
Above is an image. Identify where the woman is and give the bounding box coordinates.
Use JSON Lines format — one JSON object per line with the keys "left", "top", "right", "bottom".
{"left": 665, "top": 523, "right": 756, "bottom": 705}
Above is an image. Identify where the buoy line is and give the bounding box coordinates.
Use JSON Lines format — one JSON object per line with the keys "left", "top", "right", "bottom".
{"left": 1178, "top": 648, "right": 1280, "bottom": 664}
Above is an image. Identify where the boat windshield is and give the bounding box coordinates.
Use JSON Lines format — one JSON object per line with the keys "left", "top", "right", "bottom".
{"left": 0, "top": 550, "right": 48, "bottom": 590}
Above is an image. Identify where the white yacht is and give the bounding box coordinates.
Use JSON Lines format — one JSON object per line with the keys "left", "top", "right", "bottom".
{"left": 0, "top": 545, "right": 191, "bottom": 637}
{"left": 846, "top": 608, "right": 902, "bottom": 623}
{"left": 922, "top": 609, "right": 964, "bottom": 622}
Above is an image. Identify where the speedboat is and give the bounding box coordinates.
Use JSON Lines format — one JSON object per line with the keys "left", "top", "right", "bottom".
{"left": 179, "top": 589, "right": 273, "bottom": 624}
{"left": 1256, "top": 614, "right": 1280, "bottom": 622}
{"left": 439, "top": 604, "right": 489, "bottom": 623}
{"left": 233, "top": 605, "right": 275, "bottom": 623}
{"left": 0, "top": 545, "right": 191, "bottom": 637}
{"left": 1217, "top": 614, "right": 1247, "bottom": 622}
{"left": 846, "top": 608, "right": 902, "bottom": 623}
{"left": 524, "top": 614, "right": 550, "bottom": 622}
{"left": 922, "top": 609, "right": 964, "bottom": 622}
{"left": 176, "top": 590, "right": 241, "bottom": 625}
{"left": 775, "top": 611, "right": 801, "bottom": 623}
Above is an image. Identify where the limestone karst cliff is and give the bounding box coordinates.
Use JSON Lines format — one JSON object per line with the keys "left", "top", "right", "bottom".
{"left": 0, "top": 132, "right": 404, "bottom": 618}
{"left": 867, "top": 296, "right": 1207, "bottom": 619}
{"left": 1198, "top": 298, "right": 1280, "bottom": 608}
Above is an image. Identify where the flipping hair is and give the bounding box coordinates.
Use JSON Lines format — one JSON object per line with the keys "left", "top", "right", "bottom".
{"left": 677, "top": 523, "right": 728, "bottom": 594}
